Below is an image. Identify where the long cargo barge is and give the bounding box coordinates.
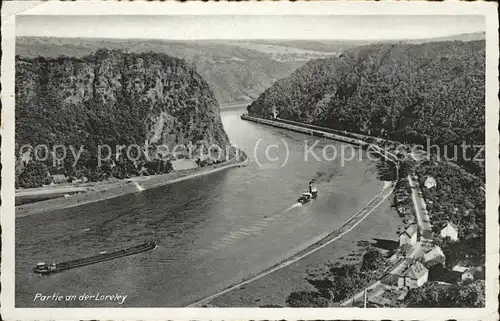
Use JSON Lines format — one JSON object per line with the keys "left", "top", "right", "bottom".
{"left": 33, "top": 241, "right": 157, "bottom": 274}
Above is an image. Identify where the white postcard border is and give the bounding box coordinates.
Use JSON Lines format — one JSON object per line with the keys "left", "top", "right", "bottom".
{"left": 1, "top": 1, "right": 498, "bottom": 320}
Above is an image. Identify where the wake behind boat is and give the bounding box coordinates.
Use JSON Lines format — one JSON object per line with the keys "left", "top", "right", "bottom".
{"left": 33, "top": 241, "right": 157, "bottom": 274}
{"left": 297, "top": 181, "right": 318, "bottom": 204}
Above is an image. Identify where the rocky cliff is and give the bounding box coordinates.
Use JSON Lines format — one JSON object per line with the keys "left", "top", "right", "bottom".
{"left": 16, "top": 49, "right": 233, "bottom": 171}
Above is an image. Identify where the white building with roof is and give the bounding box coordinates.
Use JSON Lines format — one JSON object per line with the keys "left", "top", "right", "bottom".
{"left": 399, "top": 223, "right": 418, "bottom": 246}
{"left": 423, "top": 246, "right": 446, "bottom": 267}
{"left": 398, "top": 261, "right": 429, "bottom": 289}
{"left": 440, "top": 222, "right": 459, "bottom": 241}
{"left": 424, "top": 176, "right": 437, "bottom": 189}
{"left": 452, "top": 261, "right": 471, "bottom": 273}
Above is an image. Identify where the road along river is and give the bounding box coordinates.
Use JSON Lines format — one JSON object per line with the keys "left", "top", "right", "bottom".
{"left": 16, "top": 107, "right": 384, "bottom": 307}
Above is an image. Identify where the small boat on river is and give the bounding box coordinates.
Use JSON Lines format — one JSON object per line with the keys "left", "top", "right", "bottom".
{"left": 33, "top": 241, "right": 157, "bottom": 274}
{"left": 298, "top": 181, "right": 318, "bottom": 204}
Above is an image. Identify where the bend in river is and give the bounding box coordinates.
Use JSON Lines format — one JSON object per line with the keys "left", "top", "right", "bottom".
{"left": 16, "top": 107, "right": 384, "bottom": 307}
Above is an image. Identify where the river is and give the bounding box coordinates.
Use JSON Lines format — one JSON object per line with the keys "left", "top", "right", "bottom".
{"left": 15, "top": 107, "right": 383, "bottom": 307}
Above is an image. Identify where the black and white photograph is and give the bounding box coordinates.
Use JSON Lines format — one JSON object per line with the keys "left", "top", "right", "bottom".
{"left": 1, "top": 1, "right": 498, "bottom": 320}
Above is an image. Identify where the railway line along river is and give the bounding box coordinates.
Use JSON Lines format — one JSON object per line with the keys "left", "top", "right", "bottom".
{"left": 16, "top": 107, "right": 385, "bottom": 307}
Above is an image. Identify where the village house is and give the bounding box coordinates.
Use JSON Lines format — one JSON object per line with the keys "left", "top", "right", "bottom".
{"left": 395, "top": 193, "right": 410, "bottom": 204}
{"left": 461, "top": 270, "right": 474, "bottom": 283}
{"left": 51, "top": 174, "right": 68, "bottom": 184}
{"left": 397, "top": 261, "right": 429, "bottom": 289}
{"left": 397, "top": 206, "right": 407, "bottom": 215}
{"left": 452, "top": 261, "right": 471, "bottom": 273}
{"left": 461, "top": 266, "right": 485, "bottom": 283}
{"left": 384, "top": 258, "right": 412, "bottom": 286}
{"left": 399, "top": 223, "right": 418, "bottom": 246}
{"left": 423, "top": 245, "right": 446, "bottom": 267}
{"left": 424, "top": 176, "right": 437, "bottom": 189}
{"left": 440, "top": 221, "right": 459, "bottom": 241}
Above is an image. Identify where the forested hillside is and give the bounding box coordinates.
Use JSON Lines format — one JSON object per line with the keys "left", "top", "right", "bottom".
{"left": 15, "top": 49, "right": 233, "bottom": 186}
{"left": 248, "top": 40, "right": 485, "bottom": 178}
{"left": 17, "top": 37, "right": 336, "bottom": 104}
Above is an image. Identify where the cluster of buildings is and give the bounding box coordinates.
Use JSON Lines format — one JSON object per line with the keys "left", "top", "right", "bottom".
{"left": 394, "top": 185, "right": 413, "bottom": 223}
{"left": 362, "top": 173, "right": 483, "bottom": 307}
{"left": 389, "top": 222, "right": 459, "bottom": 290}
{"left": 382, "top": 218, "right": 484, "bottom": 301}
{"left": 386, "top": 176, "right": 464, "bottom": 294}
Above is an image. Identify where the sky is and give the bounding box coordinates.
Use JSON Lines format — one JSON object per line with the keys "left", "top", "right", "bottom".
{"left": 16, "top": 15, "right": 485, "bottom": 41}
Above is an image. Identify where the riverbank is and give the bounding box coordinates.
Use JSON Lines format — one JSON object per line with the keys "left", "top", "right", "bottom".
{"left": 241, "top": 114, "right": 399, "bottom": 164}
{"left": 242, "top": 114, "right": 369, "bottom": 147}
{"left": 189, "top": 180, "right": 396, "bottom": 307}
{"left": 207, "top": 195, "right": 404, "bottom": 307}
{"left": 15, "top": 157, "right": 248, "bottom": 218}
{"left": 185, "top": 114, "right": 400, "bottom": 307}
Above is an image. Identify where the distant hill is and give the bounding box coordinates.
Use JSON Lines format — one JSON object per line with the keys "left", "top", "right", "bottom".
{"left": 244, "top": 39, "right": 374, "bottom": 53}
{"left": 17, "top": 37, "right": 342, "bottom": 104}
{"left": 248, "top": 40, "right": 485, "bottom": 177}
{"left": 404, "top": 32, "right": 486, "bottom": 44}
{"left": 240, "top": 33, "right": 485, "bottom": 51}
{"left": 16, "top": 35, "right": 483, "bottom": 104}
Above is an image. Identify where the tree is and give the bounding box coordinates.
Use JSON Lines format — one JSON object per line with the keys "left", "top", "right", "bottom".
{"left": 63, "top": 152, "right": 77, "bottom": 179}
{"left": 361, "top": 249, "right": 386, "bottom": 272}
{"left": 398, "top": 159, "right": 415, "bottom": 178}
{"left": 87, "top": 170, "right": 101, "bottom": 182}
{"left": 144, "top": 159, "right": 164, "bottom": 175}
{"left": 162, "top": 159, "right": 173, "bottom": 173}
{"left": 17, "top": 161, "right": 51, "bottom": 188}
{"left": 405, "top": 280, "right": 485, "bottom": 307}
{"left": 100, "top": 160, "right": 113, "bottom": 178}
{"left": 286, "top": 291, "right": 330, "bottom": 307}
{"left": 435, "top": 237, "right": 485, "bottom": 269}
{"left": 327, "top": 264, "right": 370, "bottom": 302}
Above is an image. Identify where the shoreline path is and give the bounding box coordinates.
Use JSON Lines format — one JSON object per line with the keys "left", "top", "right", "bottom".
{"left": 340, "top": 174, "right": 434, "bottom": 307}
{"left": 189, "top": 181, "right": 396, "bottom": 307}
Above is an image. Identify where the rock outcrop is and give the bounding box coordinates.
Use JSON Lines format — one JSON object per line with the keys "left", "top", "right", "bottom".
{"left": 15, "top": 49, "right": 233, "bottom": 165}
